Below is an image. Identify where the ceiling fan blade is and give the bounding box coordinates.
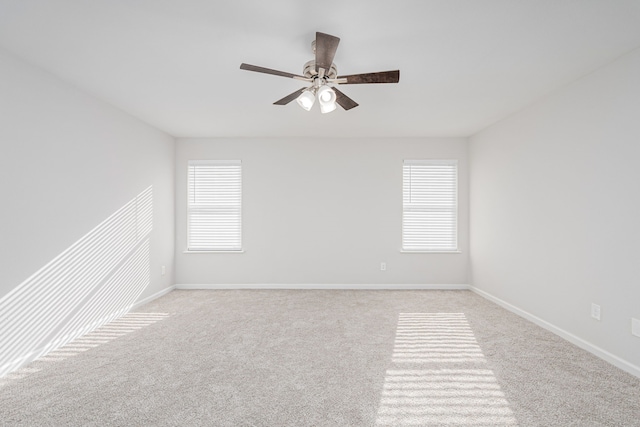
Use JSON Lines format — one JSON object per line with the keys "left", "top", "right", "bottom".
{"left": 274, "top": 88, "right": 307, "bottom": 105}
{"left": 240, "top": 63, "right": 306, "bottom": 79}
{"left": 315, "top": 32, "right": 340, "bottom": 73}
{"left": 332, "top": 87, "right": 359, "bottom": 111}
{"left": 337, "top": 70, "right": 400, "bottom": 84}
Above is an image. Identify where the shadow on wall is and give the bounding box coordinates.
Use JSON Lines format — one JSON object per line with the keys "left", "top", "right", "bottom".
{"left": 0, "top": 186, "right": 153, "bottom": 378}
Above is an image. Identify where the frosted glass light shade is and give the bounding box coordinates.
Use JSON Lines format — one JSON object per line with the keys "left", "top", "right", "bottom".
{"left": 319, "top": 101, "right": 337, "bottom": 114}
{"left": 317, "top": 86, "right": 337, "bottom": 114}
{"left": 296, "top": 90, "right": 315, "bottom": 111}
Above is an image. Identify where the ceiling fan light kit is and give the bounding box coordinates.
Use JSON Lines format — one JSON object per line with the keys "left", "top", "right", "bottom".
{"left": 240, "top": 32, "right": 400, "bottom": 113}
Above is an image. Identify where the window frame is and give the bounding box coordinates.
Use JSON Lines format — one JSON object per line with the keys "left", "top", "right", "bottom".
{"left": 401, "top": 159, "right": 459, "bottom": 253}
{"left": 185, "top": 159, "right": 244, "bottom": 253}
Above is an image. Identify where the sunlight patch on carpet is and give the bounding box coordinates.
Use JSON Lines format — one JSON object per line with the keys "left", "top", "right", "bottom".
{"left": 376, "top": 313, "right": 517, "bottom": 426}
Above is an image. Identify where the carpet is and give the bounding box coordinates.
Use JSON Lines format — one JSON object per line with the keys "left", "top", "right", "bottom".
{"left": 1, "top": 290, "right": 639, "bottom": 426}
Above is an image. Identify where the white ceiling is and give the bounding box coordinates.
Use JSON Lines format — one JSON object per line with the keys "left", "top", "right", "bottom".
{"left": 1, "top": 0, "right": 640, "bottom": 138}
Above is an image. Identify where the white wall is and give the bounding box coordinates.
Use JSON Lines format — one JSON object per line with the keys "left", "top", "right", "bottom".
{"left": 0, "top": 49, "right": 175, "bottom": 375}
{"left": 176, "top": 138, "right": 469, "bottom": 286}
{"left": 470, "top": 48, "right": 640, "bottom": 371}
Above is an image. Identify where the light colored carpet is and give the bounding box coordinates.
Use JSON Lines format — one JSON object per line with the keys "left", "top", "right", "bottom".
{"left": 1, "top": 290, "right": 639, "bottom": 426}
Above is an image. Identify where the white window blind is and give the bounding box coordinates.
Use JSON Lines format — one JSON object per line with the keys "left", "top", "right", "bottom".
{"left": 403, "top": 160, "right": 458, "bottom": 252}
{"left": 187, "top": 160, "right": 242, "bottom": 251}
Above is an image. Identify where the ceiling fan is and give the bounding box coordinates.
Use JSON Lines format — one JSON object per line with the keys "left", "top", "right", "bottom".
{"left": 240, "top": 32, "right": 400, "bottom": 113}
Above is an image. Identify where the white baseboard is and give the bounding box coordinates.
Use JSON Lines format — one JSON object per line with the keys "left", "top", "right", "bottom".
{"left": 469, "top": 285, "right": 640, "bottom": 379}
{"left": 131, "top": 285, "right": 175, "bottom": 310}
{"left": 175, "top": 283, "right": 470, "bottom": 290}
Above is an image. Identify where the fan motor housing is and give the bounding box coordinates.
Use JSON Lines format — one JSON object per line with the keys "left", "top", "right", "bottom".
{"left": 303, "top": 60, "right": 338, "bottom": 79}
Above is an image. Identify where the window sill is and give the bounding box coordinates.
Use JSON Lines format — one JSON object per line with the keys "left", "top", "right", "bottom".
{"left": 183, "top": 250, "right": 245, "bottom": 254}
{"left": 400, "top": 250, "right": 461, "bottom": 254}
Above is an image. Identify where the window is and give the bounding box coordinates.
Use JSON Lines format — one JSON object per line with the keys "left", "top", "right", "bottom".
{"left": 402, "top": 160, "right": 458, "bottom": 252}
{"left": 187, "top": 160, "right": 242, "bottom": 251}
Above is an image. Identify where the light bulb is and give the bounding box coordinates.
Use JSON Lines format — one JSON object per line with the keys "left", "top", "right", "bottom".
{"left": 319, "top": 91, "right": 332, "bottom": 102}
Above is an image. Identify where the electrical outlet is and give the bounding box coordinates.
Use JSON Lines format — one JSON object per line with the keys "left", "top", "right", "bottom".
{"left": 591, "top": 303, "right": 601, "bottom": 321}
{"left": 161, "top": 265, "right": 166, "bottom": 276}
{"left": 380, "top": 262, "right": 386, "bottom": 271}
{"left": 632, "top": 318, "right": 640, "bottom": 338}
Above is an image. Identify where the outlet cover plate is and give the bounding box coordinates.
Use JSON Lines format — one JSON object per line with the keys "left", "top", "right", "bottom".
{"left": 632, "top": 318, "right": 640, "bottom": 338}
{"left": 591, "top": 303, "right": 601, "bottom": 321}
